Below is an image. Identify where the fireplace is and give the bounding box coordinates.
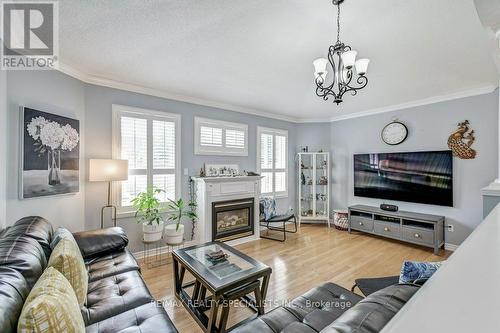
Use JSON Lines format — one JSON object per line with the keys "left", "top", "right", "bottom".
{"left": 212, "top": 198, "right": 254, "bottom": 242}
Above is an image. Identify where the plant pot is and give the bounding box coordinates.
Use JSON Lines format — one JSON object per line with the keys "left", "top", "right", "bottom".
{"left": 165, "top": 224, "right": 184, "bottom": 244}
{"left": 142, "top": 221, "right": 164, "bottom": 242}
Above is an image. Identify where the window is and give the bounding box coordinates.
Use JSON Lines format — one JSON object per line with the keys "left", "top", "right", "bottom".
{"left": 257, "top": 127, "right": 288, "bottom": 197}
{"left": 112, "top": 105, "right": 181, "bottom": 211}
{"left": 194, "top": 117, "right": 248, "bottom": 156}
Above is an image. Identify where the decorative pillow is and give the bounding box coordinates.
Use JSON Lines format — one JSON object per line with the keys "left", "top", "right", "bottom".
{"left": 399, "top": 260, "right": 443, "bottom": 285}
{"left": 17, "top": 267, "right": 85, "bottom": 333}
{"left": 47, "top": 238, "right": 88, "bottom": 306}
{"left": 50, "top": 227, "right": 76, "bottom": 250}
{"left": 260, "top": 197, "right": 276, "bottom": 220}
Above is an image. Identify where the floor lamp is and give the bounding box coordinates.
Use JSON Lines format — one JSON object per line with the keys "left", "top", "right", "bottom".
{"left": 89, "top": 159, "right": 128, "bottom": 228}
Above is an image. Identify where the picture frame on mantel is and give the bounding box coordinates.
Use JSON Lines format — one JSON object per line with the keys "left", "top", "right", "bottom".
{"left": 204, "top": 164, "right": 240, "bottom": 177}
{"left": 20, "top": 106, "right": 80, "bottom": 199}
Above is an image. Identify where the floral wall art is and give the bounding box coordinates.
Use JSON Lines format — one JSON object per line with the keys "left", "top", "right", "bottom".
{"left": 21, "top": 107, "right": 80, "bottom": 199}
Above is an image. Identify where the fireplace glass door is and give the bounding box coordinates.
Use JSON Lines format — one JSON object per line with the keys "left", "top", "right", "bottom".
{"left": 212, "top": 198, "right": 254, "bottom": 242}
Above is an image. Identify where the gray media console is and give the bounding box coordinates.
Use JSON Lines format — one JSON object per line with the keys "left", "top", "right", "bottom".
{"left": 348, "top": 205, "right": 445, "bottom": 254}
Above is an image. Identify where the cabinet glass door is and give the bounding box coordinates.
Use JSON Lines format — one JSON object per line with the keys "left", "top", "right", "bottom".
{"left": 300, "top": 154, "right": 313, "bottom": 218}
{"left": 315, "top": 153, "right": 328, "bottom": 218}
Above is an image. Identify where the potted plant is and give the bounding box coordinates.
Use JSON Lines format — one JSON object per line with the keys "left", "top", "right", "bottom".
{"left": 131, "top": 187, "right": 165, "bottom": 242}
{"left": 165, "top": 198, "right": 198, "bottom": 244}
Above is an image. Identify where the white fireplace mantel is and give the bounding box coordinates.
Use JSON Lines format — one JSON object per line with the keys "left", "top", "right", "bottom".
{"left": 192, "top": 176, "right": 263, "bottom": 246}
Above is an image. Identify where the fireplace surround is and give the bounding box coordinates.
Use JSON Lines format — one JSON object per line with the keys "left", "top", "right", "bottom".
{"left": 192, "top": 175, "right": 263, "bottom": 245}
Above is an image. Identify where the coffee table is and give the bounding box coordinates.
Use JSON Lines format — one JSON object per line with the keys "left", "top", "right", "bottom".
{"left": 172, "top": 242, "right": 272, "bottom": 333}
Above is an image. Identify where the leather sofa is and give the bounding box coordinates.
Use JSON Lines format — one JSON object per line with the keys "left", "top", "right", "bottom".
{"left": 0, "top": 216, "right": 177, "bottom": 333}
{"left": 230, "top": 282, "right": 419, "bottom": 333}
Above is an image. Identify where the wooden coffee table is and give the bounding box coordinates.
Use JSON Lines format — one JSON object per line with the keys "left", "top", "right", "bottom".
{"left": 172, "top": 242, "right": 272, "bottom": 333}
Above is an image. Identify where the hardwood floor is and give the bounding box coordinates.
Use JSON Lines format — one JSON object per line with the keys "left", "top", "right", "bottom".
{"left": 140, "top": 224, "right": 450, "bottom": 333}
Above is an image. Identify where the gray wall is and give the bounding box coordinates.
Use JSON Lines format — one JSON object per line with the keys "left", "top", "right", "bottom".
{"left": 328, "top": 91, "right": 498, "bottom": 245}
{"left": 84, "top": 84, "right": 297, "bottom": 252}
{"left": 0, "top": 69, "right": 6, "bottom": 229}
{"left": 6, "top": 71, "right": 86, "bottom": 231}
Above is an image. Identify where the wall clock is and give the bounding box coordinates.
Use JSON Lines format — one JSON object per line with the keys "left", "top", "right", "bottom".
{"left": 381, "top": 121, "right": 408, "bottom": 145}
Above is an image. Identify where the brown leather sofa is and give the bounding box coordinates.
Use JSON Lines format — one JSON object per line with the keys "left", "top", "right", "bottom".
{"left": 0, "top": 216, "right": 177, "bottom": 333}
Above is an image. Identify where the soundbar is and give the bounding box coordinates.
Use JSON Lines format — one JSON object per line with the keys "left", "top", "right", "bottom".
{"left": 380, "top": 204, "right": 399, "bottom": 212}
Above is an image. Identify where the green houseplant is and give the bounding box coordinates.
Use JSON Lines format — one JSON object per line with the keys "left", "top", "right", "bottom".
{"left": 165, "top": 198, "right": 198, "bottom": 244}
{"left": 131, "top": 187, "right": 165, "bottom": 242}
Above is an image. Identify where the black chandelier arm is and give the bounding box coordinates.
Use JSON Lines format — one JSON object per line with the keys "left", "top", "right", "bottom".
{"left": 315, "top": 83, "right": 339, "bottom": 101}
{"left": 343, "top": 75, "right": 368, "bottom": 96}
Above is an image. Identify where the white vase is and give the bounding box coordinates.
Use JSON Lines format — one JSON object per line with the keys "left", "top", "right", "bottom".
{"left": 142, "top": 221, "right": 164, "bottom": 242}
{"left": 165, "top": 224, "right": 184, "bottom": 245}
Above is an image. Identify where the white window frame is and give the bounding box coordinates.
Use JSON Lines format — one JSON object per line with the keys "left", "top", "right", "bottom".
{"left": 112, "top": 104, "right": 181, "bottom": 215}
{"left": 194, "top": 117, "right": 248, "bottom": 156}
{"left": 256, "top": 126, "right": 288, "bottom": 198}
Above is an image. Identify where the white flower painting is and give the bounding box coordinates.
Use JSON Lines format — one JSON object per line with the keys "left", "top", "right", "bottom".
{"left": 21, "top": 107, "right": 80, "bottom": 199}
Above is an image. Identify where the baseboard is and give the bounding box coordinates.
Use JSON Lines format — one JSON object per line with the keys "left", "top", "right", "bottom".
{"left": 133, "top": 239, "right": 197, "bottom": 260}
{"left": 444, "top": 243, "right": 459, "bottom": 252}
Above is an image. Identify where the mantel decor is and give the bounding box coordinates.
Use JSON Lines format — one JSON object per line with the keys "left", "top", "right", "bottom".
{"left": 313, "top": 0, "right": 370, "bottom": 104}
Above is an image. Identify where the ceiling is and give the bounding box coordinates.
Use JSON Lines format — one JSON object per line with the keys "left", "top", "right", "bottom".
{"left": 58, "top": 0, "right": 498, "bottom": 122}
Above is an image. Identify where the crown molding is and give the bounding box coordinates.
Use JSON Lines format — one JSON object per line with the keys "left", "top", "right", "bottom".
{"left": 326, "top": 85, "right": 499, "bottom": 123}
{"left": 57, "top": 62, "right": 301, "bottom": 123}
{"left": 57, "top": 62, "right": 498, "bottom": 124}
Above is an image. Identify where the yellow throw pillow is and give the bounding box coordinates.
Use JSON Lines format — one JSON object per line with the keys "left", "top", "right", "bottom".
{"left": 47, "top": 238, "right": 88, "bottom": 306}
{"left": 18, "top": 267, "right": 85, "bottom": 333}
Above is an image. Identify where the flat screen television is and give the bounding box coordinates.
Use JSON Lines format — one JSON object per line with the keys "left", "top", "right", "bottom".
{"left": 353, "top": 150, "right": 453, "bottom": 207}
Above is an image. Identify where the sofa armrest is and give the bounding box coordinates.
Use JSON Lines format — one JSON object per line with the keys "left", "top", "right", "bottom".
{"left": 73, "top": 227, "right": 129, "bottom": 259}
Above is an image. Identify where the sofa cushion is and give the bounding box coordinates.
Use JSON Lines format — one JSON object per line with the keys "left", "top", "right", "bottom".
{"left": 48, "top": 238, "right": 88, "bottom": 306}
{"left": 319, "top": 284, "right": 420, "bottom": 333}
{"left": 17, "top": 267, "right": 85, "bottom": 333}
{"left": 82, "top": 270, "right": 154, "bottom": 325}
{"left": 4, "top": 216, "right": 53, "bottom": 260}
{"left": 231, "top": 283, "right": 363, "bottom": 333}
{"left": 85, "top": 302, "right": 178, "bottom": 333}
{"left": 86, "top": 249, "right": 140, "bottom": 282}
{"left": 0, "top": 235, "right": 47, "bottom": 288}
{"left": 0, "top": 267, "right": 30, "bottom": 333}
{"left": 74, "top": 227, "right": 128, "bottom": 259}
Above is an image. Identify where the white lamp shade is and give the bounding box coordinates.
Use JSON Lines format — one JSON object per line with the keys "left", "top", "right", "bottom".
{"left": 313, "top": 58, "right": 328, "bottom": 75}
{"left": 341, "top": 50, "right": 357, "bottom": 69}
{"left": 89, "top": 159, "right": 128, "bottom": 182}
{"left": 355, "top": 58, "right": 370, "bottom": 75}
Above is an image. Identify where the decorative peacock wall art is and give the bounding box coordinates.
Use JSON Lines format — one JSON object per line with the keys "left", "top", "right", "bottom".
{"left": 447, "top": 120, "right": 476, "bottom": 159}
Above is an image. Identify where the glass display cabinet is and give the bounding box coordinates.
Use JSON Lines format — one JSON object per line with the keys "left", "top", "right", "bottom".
{"left": 297, "top": 152, "right": 330, "bottom": 226}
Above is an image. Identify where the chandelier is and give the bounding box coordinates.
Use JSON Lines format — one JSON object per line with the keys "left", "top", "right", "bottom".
{"left": 313, "top": 0, "right": 370, "bottom": 104}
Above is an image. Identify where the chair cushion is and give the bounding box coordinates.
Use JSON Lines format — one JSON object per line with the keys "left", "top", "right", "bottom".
{"left": 0, "top": 267, "right": 30, "bottom": 333}
{"left": 86, "top": 249, "right": 140, "bottom": 282}
{"left": 50, "top": 227, "right": 76, "bottom": 250}
{"left": 231, "top": 282, "right": 363, "bottom": 333}
{"left": 260, "top": 197, "right": 277, "bottom": 220}
{"left": 267, "top": 213, "right": 295, "bottom": 222}
{"left": 319, "top": 284, "right": 420, "bottom": 333}
{"left": 4, "top": 216, "right": 53, "bottom": 261}
{"left": 82, "top": 270, "right": 154, "bottom": 325}
{"left": 48, "top": 238, "right": 88, "bottom": 306}
{"left": 0, "top": 235, "right": 47, "bottom": 289}
{"left": 17, "top": 267, "right": 85, "bottom": 333}
{"left": 85, "top": 302, "right": 178, "bottom": 333}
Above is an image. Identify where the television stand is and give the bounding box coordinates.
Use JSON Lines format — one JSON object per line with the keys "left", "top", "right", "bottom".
{"left": 348, "top": 205, "right": 445, "bottom": 254}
